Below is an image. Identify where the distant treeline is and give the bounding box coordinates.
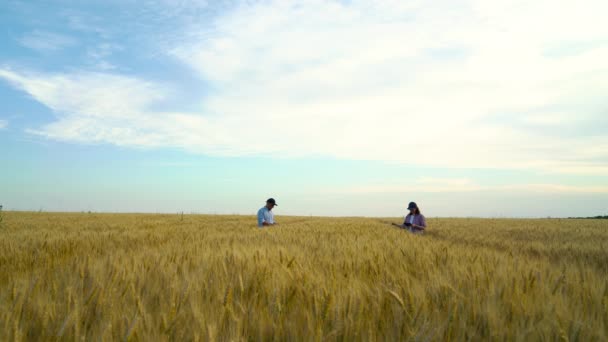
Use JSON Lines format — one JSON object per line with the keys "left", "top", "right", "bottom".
{"left": 567, "top": 215, "right": 608, "bottom": 219}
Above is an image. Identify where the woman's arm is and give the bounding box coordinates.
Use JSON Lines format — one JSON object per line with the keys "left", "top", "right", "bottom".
{"left": 412, "top": 215, "right": 427, "bottom": 230}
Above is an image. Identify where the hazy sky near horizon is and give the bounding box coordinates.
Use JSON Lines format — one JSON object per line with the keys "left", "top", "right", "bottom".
{"left": 1, "top": 0, "right": 607, "bottom": 217}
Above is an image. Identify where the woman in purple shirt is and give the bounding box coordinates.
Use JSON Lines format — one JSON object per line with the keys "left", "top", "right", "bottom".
{"left": 392, "top": 202, "right": 427, "bottom": 233}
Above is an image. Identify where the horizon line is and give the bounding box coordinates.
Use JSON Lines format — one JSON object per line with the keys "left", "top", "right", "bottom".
{"left": 2, "top": 209, "right": 605, "bottom": 220}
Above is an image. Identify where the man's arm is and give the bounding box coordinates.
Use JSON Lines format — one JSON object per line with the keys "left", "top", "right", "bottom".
{"left": 257, "top": 209, "right": 265, "bottom": 227}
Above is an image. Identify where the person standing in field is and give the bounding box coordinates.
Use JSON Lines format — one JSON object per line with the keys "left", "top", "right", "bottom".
{"left": 392, "top": 202, "right": 427, "bottom": 233}
{"left": 257, "top": 198, "right": 278, "bottom": 228}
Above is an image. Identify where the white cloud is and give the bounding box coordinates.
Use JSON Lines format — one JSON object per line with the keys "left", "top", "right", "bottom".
{"left": 0, "top": 69, "right": 242, "bottom": 154}
{"left": 2, "top": 0, "right": 608, "bottom": 174}
{"left": 0, "top": 119, "right": 7, "bottom": 130}
{"left": 171, "top": 0, "right": 608, "bottom": 172}
{"left": 17, "top": 30, "right": 76, "bottom": 51}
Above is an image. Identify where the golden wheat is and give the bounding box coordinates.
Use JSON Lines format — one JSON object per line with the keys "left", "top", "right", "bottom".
{"left": 0, "top": 212, "right": 607, "bottom": 341}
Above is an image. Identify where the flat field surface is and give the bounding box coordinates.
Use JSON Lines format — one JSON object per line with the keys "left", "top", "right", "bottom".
{"left": 1, "top": 212, "right": 607, "bottom": 341}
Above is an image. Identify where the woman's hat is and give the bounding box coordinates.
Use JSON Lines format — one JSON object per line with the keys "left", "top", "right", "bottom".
{"left": 407, "top": 202, "right": 418, "bottom": 210}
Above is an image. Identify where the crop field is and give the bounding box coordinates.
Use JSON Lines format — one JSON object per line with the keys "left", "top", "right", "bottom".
{"left": 1, "top": 212, "right": 607, "bottom": 341}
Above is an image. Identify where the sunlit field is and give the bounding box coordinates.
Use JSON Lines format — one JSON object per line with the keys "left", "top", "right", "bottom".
{"left": 1, "top": 212, "right": 607, "bottom": 341}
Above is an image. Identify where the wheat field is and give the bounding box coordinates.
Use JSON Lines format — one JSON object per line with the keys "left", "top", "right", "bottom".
{"left": 0, "top": 211, "right": 607, "bottom": 341}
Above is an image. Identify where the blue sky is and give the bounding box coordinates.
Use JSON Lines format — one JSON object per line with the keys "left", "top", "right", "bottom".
{"left": 1, "top": 0, "right": 607, "bottom": 217}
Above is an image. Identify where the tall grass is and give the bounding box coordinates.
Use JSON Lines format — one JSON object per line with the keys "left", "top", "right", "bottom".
{"left": 0, "top": 212, "right": 606, "bottom": 340}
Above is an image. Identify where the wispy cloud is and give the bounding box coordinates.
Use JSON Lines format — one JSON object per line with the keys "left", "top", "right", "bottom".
{"left": 86, "top": 43, "right": 122, "bottom": 70}
{"left": 333, "top": 177, "right": 608, "bottom": 194}
{"left": 0, "top": 68, "right": 173, "bottom": 146}
{"left": 17, "top": 30, "right": 76, "bottom": 52}
{"left": 0, "top": 119, "right": 7, "bottom": 130}
{"left": 60, "top": 9, "right": 111, "bottom": 39}
{"left": 0, "top": 68, "right": 241, "bottom": 154}
{"left": 1, "top": 0, "right": 607, "bottom": 174}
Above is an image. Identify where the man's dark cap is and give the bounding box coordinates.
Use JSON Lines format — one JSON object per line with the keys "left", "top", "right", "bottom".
{"left": 407, "top": 202, "right": 418, "bottom": 210}
{"left": 267, "top": 198, "right": 278, "bottom": 206}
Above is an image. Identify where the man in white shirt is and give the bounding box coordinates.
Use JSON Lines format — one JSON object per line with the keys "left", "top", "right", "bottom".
{"left": 257, "top": 198, "right": 278, "bottom": 227}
